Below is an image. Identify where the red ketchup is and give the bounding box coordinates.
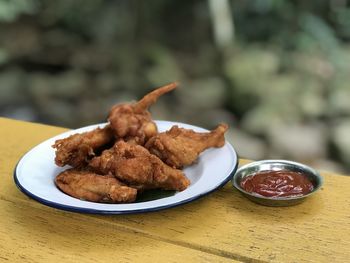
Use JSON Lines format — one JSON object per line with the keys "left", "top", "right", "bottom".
{"left": 240, "top": 170, "right": 314, "bottom": 198}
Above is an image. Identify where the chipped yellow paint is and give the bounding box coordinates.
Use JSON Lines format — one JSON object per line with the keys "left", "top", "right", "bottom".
{"left": 1, "top": 117, "right": 350, "bottom": 263}
{"left": 0, "top": 197, "right": 236, "bottom": 263}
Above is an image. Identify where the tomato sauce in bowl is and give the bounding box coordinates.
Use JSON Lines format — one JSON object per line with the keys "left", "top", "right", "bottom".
{"left": 232, "top": 160, "right": 323, "bottom": 206}
{"left": 240, "top": 170, "right": 314, "bottom": 198}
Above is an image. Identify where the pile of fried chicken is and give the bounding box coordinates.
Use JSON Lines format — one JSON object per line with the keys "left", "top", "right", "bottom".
{"left": 53, "top": 82, "right": 229, "bottom": 203}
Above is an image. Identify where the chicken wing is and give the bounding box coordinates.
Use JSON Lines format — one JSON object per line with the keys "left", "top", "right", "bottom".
{"left": 89, "top": 140, "right": 190, "bottom": 191}
{"left": 52, "top": 125, "right": 114, "bottom": 168}
{"left": 108, "top": 82, "right": 177, "bottom": 145}
{"left": 145, "top": 123, "right": 228, "bottom": 168}
{"left": 55, "top": 169, "right": 137, "bottom": 203}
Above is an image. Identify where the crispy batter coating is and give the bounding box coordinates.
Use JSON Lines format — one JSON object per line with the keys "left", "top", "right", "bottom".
{"left": 108, "top": 82, "right": 177, "bottom": 145}
{"left": 145, "top": 123, "right": 228, "bottom": 168}
{"left": 89, "top": 140, "right": 190, "bottom": 191}
{"left": 52, "top": 125, "right": 114, "bottom": 168}
{"left": 55, "top": 169, "right": 137, "bottom": 203}
{"left": 52, "top": 82, "right": 230, "bottom": 204}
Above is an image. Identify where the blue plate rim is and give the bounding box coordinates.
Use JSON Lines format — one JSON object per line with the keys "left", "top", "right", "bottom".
{"left": 13, "top": 121, "right": 239, "bottom": 215}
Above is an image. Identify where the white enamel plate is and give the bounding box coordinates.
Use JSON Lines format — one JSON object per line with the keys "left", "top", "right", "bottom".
{"left": 14, "top": 121, "right": 238, "bottom": 214}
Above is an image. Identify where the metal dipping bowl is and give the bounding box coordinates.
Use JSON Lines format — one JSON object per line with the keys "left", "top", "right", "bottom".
{"left": 232, "top": 160, "right": 323, "bottom": 207}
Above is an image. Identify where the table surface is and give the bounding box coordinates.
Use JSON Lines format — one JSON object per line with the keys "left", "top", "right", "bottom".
{"left": 0, "top": 117, "right": 349, "bottom": 263}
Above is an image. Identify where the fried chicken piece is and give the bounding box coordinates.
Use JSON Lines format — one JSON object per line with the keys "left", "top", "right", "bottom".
{"left": 52, "top": 125, "right": 114, "bottom": 168}
{"left": 89, "top": 140, "right": 190, "bottom": 191}
{"left": 55, "top": 169, "right": 137, "bottom": 203}
{"left": 108, "top": 82, "right": 177, "bottom": 145}
{"left": 145, "top": 123, "right": 229, "bottom": 168}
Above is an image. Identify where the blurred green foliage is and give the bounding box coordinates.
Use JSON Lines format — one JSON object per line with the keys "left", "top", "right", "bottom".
{"left": 0, "top": 0, "right": 350, "bottom": 172}
{"left": 0, "top": 0, "right": 38, "bottom": 22}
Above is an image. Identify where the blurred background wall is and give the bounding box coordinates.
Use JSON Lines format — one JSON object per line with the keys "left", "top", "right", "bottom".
{"left": 0, "top": 0, "right": 350, "bottom": 174}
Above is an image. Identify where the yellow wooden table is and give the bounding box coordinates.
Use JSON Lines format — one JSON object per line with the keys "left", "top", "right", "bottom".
{"left": 1, "top": 117, "right": 349, "bottom": 263}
